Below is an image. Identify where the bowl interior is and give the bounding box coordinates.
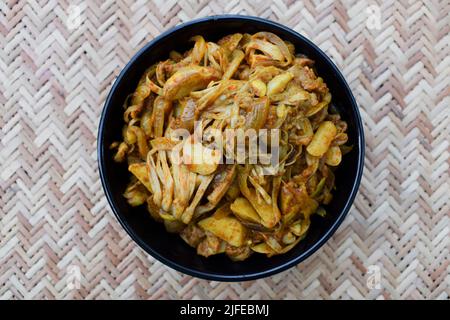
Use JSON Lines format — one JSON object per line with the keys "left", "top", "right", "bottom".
{"left": 98, "top": 16, "right": 364, "bottom": 281}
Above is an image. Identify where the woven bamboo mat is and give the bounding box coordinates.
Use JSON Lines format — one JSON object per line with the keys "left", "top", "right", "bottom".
{"left": 0, "top": 0, "right": 449, "bottom": 300}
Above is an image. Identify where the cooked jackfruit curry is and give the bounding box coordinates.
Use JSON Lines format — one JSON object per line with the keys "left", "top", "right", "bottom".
{"left": 111, "top": 32, "right": 350, "bottom": 261}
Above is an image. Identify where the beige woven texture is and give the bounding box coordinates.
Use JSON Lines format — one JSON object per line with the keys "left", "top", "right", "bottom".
{"left": 0, "top": 0, "right": 449, "bottom": 299}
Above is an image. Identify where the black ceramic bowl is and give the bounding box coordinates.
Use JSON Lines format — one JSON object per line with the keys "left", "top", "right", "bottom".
{"left": 98, "top": 15, "right": 364, "bottom": 281}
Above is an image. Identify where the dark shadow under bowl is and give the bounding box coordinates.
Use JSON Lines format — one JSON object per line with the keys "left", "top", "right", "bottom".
{"left": 98, "top": 15, "right": 365, "bottom": 281}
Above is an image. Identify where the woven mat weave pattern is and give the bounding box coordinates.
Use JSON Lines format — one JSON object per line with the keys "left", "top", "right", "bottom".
{"left": 0, "top": 0, "right": 449, "bottom": 299}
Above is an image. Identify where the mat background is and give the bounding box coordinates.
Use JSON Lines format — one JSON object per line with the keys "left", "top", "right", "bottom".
{"left": 0, "top": 0, "right": 449, "bottom": 299}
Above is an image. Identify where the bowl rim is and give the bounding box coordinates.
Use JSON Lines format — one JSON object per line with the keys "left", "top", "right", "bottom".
{"left": 98, "top": 14, "right": 365, "bottom": 281}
